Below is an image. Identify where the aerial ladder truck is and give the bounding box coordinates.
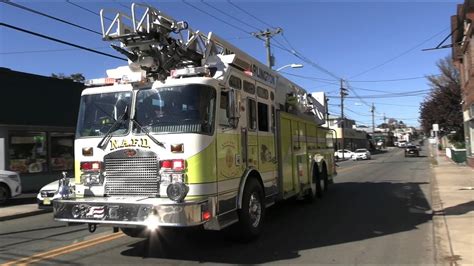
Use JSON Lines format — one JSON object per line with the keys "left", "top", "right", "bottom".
{"left": 53, "top": 3, "right": 337, "bottom": 240}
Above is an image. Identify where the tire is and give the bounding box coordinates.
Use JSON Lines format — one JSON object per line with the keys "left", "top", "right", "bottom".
{"left": 304, "top": 165, "right": 319, "bottom": 203}
{"left": 237, "top": 178, "right": 265, "bottom": 241}
{"left": 317, "top": 166, "right": 328, "bottom": 197}
{"left": 0, "top": 184, "right": 10, "bottom": 205}
{"left": 321, "top": 166, "right": 329, "bottom": 193}
{"left": 121, "top": 227, "right": 146, "bottom": 238}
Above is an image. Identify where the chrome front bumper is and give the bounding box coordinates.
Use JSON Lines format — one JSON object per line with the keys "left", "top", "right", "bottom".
{"left": 53, "top": 196, "right": 212, "bottom": 227}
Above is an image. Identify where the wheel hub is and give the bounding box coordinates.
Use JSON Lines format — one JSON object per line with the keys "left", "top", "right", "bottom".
{"left": 248, "top": 193, "right": 261, "bottom": 228}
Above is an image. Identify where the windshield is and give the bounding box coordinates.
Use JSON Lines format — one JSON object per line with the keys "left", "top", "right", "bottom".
{"left": 355, "top": 149, "right": 367, "bottom": 152}
{"left": 76, "top": 91, "right": 132, "bottom": 137}
{"left": 135, "top": 84, "right": 216, "bottom": 134}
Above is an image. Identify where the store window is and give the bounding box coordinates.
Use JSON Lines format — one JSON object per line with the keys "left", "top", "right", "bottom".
{"left": 9, "top": 132, "right": 47, "bottom": 173}
{"left": 50, "top": 133, "right": 74, "bottom": 171}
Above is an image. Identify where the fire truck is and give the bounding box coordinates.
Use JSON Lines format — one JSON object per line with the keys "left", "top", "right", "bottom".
{"left": 53, "top": 3, "right": 336, "bottom": 240}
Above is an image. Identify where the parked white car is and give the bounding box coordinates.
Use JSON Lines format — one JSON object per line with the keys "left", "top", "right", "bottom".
{"left": 352, "top": 148, "right": 372, "bottom": 160}
{"left": 334, "top": 149, "right": 353, "bottom": 160}
{"left": 398, "top": 141, "right": 407, "bottom": 148}
{"left": 37, "top": 178, "right": 75, "bottom": 209}
{"left": 0, "top": 170, "right": 22, "bottom": 204}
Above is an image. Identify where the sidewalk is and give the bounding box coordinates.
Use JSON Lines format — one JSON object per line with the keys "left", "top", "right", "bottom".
{"left": 0, "top": 193, "right": 50, "bottom": 221}
{"left": 431, "top": 149, "right": 474, "bottom": 265}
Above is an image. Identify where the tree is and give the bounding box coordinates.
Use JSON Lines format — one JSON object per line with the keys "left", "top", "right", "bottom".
{"left": 419, "top": 56, "right": 463, "bottom": 143}
{"left": 51, "top": 73, "right": 85, "bottom": 83}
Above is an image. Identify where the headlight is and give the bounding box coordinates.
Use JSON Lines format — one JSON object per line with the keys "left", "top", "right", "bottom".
{"left": 81, "top": 173, "right": 103, "bottom": 185}
{"left": 160, "top": 172, "right": 185, "bottom": 183}
{"left": 166, "top": 182, "right": 189, "bottom": 202}
{"left": 7, "top": 174, "right": 19, "bottom": 181}
{"left": 41, "top": 190, "right": 56, "bottom": 198}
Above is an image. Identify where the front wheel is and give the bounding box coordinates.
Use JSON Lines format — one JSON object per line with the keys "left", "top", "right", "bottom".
{"left": 0, "top": 185, "right": 10, "bottom": 205}
{"left": 120, "top": 227, "right": 146, "bottom": 238}
{"left": 237, "top": 178, "right": 265, "bottom": 241}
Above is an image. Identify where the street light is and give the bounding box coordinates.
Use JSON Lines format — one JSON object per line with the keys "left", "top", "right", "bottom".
{"left": 275, "top": 63, "right": 304, "bottom": 71}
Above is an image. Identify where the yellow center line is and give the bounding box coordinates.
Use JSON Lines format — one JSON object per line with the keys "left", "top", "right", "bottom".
{"left": 2, "top": 232, "right": 125, "bottom": 266}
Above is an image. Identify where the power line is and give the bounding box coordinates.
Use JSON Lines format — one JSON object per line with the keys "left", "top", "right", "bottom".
{"left": 373, "top": 102, "right": 419, "bottom": 107}
{"left": 227, "top": 0, "right": 274, "bottom": 29}
{"left": 0, "top": 22, "right": 126, "bottom": 61}
{"left": 348, "top": 74, "right": 441, "bottom": 83}
{"left": 182, "top": 0, "right": 252, "bottom": 35}
{"left": 345, "top": 107, "right": 371, "bottom": 117}
{"left": 328, "top": 92, "right": 428, "bottom": 99}
{"left": 201, "top": 0, "right": 261, "bottom": 32}
{"left": 224, "top": 2, "right": 341, "bottom": 81}
{"left": 350, "top": 27, "right": 450, "bottom": 79}
{"left": 1, "top": 0, "right": 102, "bottom": 35}
{"left": 65, "top": 0, "right": 113, "bottom": 22}
{"left": 0, "top": 46, "right": 109, "bottom": 54}
{"left": 112, "top": 0, "right": 129, "bottom": 10}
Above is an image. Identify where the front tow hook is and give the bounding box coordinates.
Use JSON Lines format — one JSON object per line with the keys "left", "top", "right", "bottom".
{"left": 88, "top": 223, "right": 97, "bottom": 233}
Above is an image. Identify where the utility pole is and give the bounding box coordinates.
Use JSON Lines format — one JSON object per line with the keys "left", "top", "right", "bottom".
{"left": 252, "top": 28, "right": 282, "bottom": 68}
{"left": 371, "top": 102, "right": 375, "bottom": 133}
{"left": 340, "top": 79, "right": 348, "bottom": 159}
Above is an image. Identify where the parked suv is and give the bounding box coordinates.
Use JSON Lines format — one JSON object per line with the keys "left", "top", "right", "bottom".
{"left": 0, "top": 170, "right": 22, "bottom": 204}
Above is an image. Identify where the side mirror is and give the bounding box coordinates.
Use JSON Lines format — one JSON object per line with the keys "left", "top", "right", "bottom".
{"left": 227, "top": 89, "right": 240, "bottom": 128}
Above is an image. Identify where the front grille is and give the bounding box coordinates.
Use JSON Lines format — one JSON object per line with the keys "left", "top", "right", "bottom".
{"left": 104, "top": 150, "right": 159, "bottom": 196}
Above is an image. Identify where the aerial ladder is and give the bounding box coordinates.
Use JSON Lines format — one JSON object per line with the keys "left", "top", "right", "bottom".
{"left": 100, "top": 3, "right": 242, "bottom": 81}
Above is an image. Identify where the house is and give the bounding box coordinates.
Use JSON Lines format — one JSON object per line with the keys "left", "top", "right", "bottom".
{"left": 451, "top": 1, "right": 474, "bottom": 167}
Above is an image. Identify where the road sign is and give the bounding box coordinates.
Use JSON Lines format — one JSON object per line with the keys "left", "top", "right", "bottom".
{"left": 432, "top": 124, "right": 439, "bottom": 131}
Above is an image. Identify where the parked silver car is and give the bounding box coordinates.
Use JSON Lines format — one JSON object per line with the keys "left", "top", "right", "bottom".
{"left": 0, "top": 170, "right": 22, "bottom": 204}
{"left": 37, "top": 178, "right": 75, "bottom": 209}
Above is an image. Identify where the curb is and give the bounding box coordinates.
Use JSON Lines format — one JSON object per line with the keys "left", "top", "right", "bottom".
{"left": 0, "top": 209, "right": 51, "bottom": 222}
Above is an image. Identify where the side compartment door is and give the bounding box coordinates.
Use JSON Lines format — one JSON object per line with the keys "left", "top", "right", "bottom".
{"left": 294, "top": 121, "right": 308, "bottom": 191}
{"left": 246, "top": 98, "right": 258, "bottom": 169}
{"left": 279, "top": 116, "right": 294, "bottom": 194}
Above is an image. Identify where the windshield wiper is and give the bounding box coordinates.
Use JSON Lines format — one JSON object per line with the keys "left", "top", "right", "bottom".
{"left": 131, "top": 117, "right": 165, "bottom": 148}
{"left": 97, "top": 106, "right": 129, "bottom": 150}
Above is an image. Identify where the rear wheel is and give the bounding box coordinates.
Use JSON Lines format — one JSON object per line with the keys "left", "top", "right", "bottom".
{"left": 237, "top": 178, "right": 265, "bottom": 241}
{"left": 304, "top": 165, "right": 319, "bottom": 203}
{"left": 316, "top": 166, "right": 329, "bottom": 197}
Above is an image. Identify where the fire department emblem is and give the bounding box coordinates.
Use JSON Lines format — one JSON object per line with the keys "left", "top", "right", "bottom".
{"left": 124, "top": 149, "right": 137, "bottom": 157}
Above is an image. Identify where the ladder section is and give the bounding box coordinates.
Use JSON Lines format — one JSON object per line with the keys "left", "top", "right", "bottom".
{"left": 100, "top": 3, "right": 226, "bottom": 80}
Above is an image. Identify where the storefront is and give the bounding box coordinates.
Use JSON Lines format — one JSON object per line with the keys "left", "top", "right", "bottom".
{"left": 0, "top": 68, "right": 83, "bottom": 191}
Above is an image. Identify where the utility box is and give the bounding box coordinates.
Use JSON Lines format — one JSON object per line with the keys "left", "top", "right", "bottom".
{"left": 450, "top": 148, "right": 467, "bottom": 164}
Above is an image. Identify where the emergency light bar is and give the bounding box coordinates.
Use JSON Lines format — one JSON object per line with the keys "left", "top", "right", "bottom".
{"left": 170, "top": 67, "right": 210, "bottom": 78}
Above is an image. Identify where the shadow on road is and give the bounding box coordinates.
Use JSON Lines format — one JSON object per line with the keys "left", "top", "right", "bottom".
{"left": 435, "top": 200, "right": 474, "bottom": 216}
{"left": 121, "top": 181, "right": 432, "bottom": 263}
{"left": 0, "top": 197, "right": 37, "bottom": 207}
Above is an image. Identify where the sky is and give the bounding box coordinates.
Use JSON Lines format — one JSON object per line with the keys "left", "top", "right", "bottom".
{"left": 0, "top": 0, "right": 459, "bottom": 127}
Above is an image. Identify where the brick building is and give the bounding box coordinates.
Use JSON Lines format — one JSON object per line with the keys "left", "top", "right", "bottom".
{"left": 452, "top": 1, "right": 474, "bottom": 167}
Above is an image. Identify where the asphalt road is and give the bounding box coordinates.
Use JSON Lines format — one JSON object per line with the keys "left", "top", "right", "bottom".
{"left": 0, "top": 146, "right": 438, "bottom": 265}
